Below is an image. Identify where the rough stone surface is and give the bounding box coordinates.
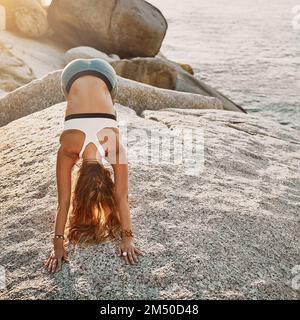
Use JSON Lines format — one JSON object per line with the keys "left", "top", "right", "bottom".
{"left": 0, "top": 42, "right": 35, "bottom": 91}
{"left": 0, "top": 70, "right": 63, "bottom": 126}
{"left": 116, "top": 76, "right": 222, "bottom": 115}
{"left": 0, "top": 30, "right": 67, "bottom": 82}
{"left": 47, "top": 0, "right": 167, "bottom": 58}
{"left": 0, "top": 103, "right": 299, "bottom": 299}
{"left": 0, "top": 70, "right": 222, "bottom": 127}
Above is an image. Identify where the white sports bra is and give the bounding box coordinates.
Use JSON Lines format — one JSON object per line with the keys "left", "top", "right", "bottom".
{"left": 62, "top": 113, "right": 119, "bottom": 161}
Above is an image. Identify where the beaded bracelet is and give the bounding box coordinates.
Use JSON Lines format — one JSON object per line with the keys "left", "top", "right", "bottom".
{"left": 120, "top": 229, "right": 134, "bottom": 238}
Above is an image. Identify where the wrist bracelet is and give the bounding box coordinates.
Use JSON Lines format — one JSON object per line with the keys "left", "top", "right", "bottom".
{"left": 53, "top": 235, "right": 65, "bottom": 240}
{"left": 120, "top": 229, "right": 134, "bottom": 238}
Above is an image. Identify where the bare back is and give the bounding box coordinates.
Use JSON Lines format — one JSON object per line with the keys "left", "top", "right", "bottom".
{"left": 64, "top": 75, "right": 116, "bottom": 117}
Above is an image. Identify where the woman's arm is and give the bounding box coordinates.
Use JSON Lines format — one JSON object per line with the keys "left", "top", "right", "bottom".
{"left": 110, "top": 136, "right": 144, "bottom": 265}
{"left": 113, "top": 161, "right": 131, "bottom": 231}
{"left": 109, "top": 132, "right": 131, "bottom": 231}
{"left": 55, "top": 145, "right": 77, "bottom": 235}
{"left": 44, "top": 145, "right": 77, "bottom": 273}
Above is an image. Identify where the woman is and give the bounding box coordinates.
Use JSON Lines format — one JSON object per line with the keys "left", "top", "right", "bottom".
{"left": 44, "top": 58, "right": 144, "bottom": 273}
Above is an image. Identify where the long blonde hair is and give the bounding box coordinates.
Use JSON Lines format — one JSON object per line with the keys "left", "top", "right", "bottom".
{"left": 66, "top": 160, "right": 121, "bottom": 245}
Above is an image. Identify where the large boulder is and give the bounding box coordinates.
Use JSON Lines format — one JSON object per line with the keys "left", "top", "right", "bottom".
{"left": 111, "top": 57, "right": 178, "bottom": 90}
{"left": 64, "top": 46, "right": 119, "bottom": 64}
{"left": 47, "top": 0, "right": 168, "bottom": 58}
{"left": 0, "top": 0, "right": 50, "bottom": 38}
{"left": 0, "top": 103, "right": 299, "bottom": 299}
{"left": 0, "top": 69, "right": 222, "bottom": 127}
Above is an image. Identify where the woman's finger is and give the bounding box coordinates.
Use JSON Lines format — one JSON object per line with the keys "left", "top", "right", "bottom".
{"left": 134, "top": 247, "right": 144, "bottom": 256}
{"left": 44, "top": 256, "right": 51, "bottom": 268}
{"left": 47, "top": 258, "right": 54, "bottom": 272}
{"left": 122, "top": 253, "right": 129, "bottom": 264}
{"left": 127, "top": 251, "right": 135, "bottom": 265}
{"left": 132, "top": 251, "right": 139, "bottom": 263}
{"left": 51, "top": 258, "right": 57, "bottom": 273}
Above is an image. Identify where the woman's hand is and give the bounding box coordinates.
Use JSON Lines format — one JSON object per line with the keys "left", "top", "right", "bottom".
{"left": 117, "top": 237, "right": 144, "bottom": 265}
{"left": 44, "top": 239, "right": 69, "bottom": 273}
